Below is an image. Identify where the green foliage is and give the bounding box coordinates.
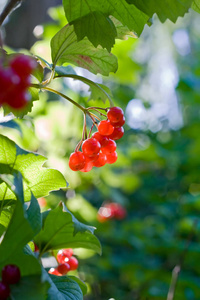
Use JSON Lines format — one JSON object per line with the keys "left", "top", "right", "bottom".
{"left": 0, "top": 134, "right": 67, "bottom": 203}
{"left": 1, "top": 0, "right": 200, "bottom": 299}
{"left": 34, "top": 203, "right": 101, "bottom": 255}
{"left": 126, "top": 0, "right": 193, "bottom": 22}
{"left": 62, "top": 0, "right": 149, "bottom": 50}
{"left": 51, "top": 24, "right": 118, "bottom": 75}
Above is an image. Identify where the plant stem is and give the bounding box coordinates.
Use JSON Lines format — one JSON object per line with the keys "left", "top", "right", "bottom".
{"left": 166, "top": 219, "right": 198, "bottom": 300}
{"left": 0, "top": 0, "right": 22, "bottom": 26}
{"left": 41, "top": 86, "right": 86, "bottom": 113}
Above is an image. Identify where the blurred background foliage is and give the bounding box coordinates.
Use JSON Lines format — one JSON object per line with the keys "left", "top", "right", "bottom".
{"left": 1, "top": 1, "right": 200, "bottom": 299}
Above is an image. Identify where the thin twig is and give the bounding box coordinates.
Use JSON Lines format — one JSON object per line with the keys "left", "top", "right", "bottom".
{"left": 166, "top": 219, "right": 198, "bottom": 300}
{"left": 0, "top": 0, "right": 22, "bottom": 27}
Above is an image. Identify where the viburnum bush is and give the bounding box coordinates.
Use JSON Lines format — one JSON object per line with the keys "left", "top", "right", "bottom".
{"left": 0, "top": 0, "right": 198, "bottom": 299}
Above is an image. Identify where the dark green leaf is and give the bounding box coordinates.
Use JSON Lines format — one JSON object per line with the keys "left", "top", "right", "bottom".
{"left": 68, "top": 276, "right": 87, "bottom": 296}
{"left": 47, "top": 274, "right": 83, "bottom": 300}
{"left": 26, "top": 194, "right": 42, "bottom": 235}
{"left": 62, "top": 0, "right": 149, "bottom": 48}
{"left": 51, "top": 24, "right": 118, "bottom": 76}
{"left": 126, "top": 0, "right": 193, "bottom": 22}
{"left": 34, "top": 203, "right": 101, "bottom": 255}
{"left": 72, "top": 11, "right": 117, "bottom": 51}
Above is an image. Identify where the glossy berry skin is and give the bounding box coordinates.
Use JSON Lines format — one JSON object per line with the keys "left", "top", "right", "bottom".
{"left": 82, "top": 138, "right": 101, "bottom": 157}
{"left": 93, "top": 152, "right": 107, "bottom": 168}
{"left": 48, "top": 268, "right": 61, "bottom": 276}
{"left": 106, "top": 151, "right": 118, "bottom": 164}
{"left": 67, "top": 256, "right": 79, "bottom": 271}
{"left": 98, "top": 120, "right": 114, "bottom": 136}
{"left": 107, "top": 107, "right": 124, "bottom": 124}
{"left": 101, "top": 139, "right": 116, "bottom": 154}
{"left": 62, "top": 248, "right": 73, "bottom": 258}
{"left": 0, "top": 282, "right": 10, "bottom": 300}
{"left": 2, "top": 264, "right": 21, "bottom": 285}
{"left": 10, "top": 55, "right": 37, "bottom": 78}
{"left": 80, "top": 157, "right": 93, "bottom": 172}
{"left": 57, "top": 263, "right": 71, "bottom": 275}
{"left": 92, "top": 132, "right": 109, "bottom": 147}
{"left": 108, "top": 126, "right": 124, "bottom": 140}
{"left": 110, "top": 116, "right": 125, "bottom": 128}
{"left": 69, "top": 151, "right": 86, "bottom": 171}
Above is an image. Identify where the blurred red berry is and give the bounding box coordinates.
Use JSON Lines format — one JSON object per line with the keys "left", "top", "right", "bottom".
{"left": 57, "top": 263, "right": 71, "bottom": 275}
{"left": 48, "top": 268, "right": 61, "bottom": 276}
{"left": 101, "top": 139, "right": 116, "bottom": 154}
{"left": 69, "top": 151, "right": 86, "bottom": 171}
{"left": 98, "top": 120, "right": 114, "bottom": 136}
{"left": 92, "top": 132, "right": 109, "bottom": 147}
{"left": 0, "top": 282, "right": 10, "bottom": 300}
{"left": 107, "top": 107, "right": 124, "bottom": 123}
{"left": 67, "top": 256, "right": 79, "bottom": 271}
{"left": 106, "top": 151, "right": 118, "bottom": 164}
{"left": 93, "top": 152, "right": 107, "bottom": 167}
{"left": 2, "top": 264, "right": 21, "bottom": 284}
{"left": 82, "top": 138, "right": 101, "bottom": 157}
{"left": 108, "top": 126, "right": 124, "bottom": 140}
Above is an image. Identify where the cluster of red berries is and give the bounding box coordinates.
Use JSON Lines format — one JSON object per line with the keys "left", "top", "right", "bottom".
{"left": 0, "top": 264, "right": 21, "bottom": 300}
{"left": 69, "top": 107, "right": 125, "bottom": 172}
{"left": 97, "top": 202, "right": 127, "bottom": 222}
{"left": 0, "top": 54, "right": 37, "bottom": 109}
{"left": 48, "top": 248, "right": 79, "bottom": 276}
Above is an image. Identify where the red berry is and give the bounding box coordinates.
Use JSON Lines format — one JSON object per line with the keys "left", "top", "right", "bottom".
{"left": 2, "top": 264, "right": 21, "bottom": 284}
{"left": 106, "top": 151, "right": 118, "bottom": 164}
{"left": 107, "top": 107, "right": 124, "bottom": 124}
{"left": 110, "top": 116, "right": 125, "bottom": 128}
{"left": 0, "top": 68, "right": 20, "bottom": 102}
{"left": 57, "top": 248, "right": 74, "bottom": 264}
{"left": 101, "top": 139, "right": 116, "bottom": 154}
{"left": 97, "top": 205, "right": 114, "bottom": 222}
{"left": 98, "top": 120, "right": 114, "bottom": 136}
{"left": 0, "top": 282, "right": 10, "bottom": 300}
{"left": 6, "top": 91, "right": 30, "bottom": 109}
{"left": 67, "top": 256, "right": 78, "bottom": 271}
{"left": 69, "top": 151, "right": 86, "bottom": 171}
{"left": 57, "top": 263, "right": 71, "bottom": 275}
{"left": 92, "top": 132, "right": 109, "bottom": 147}
{"left": 80, "top": 157, "right": 93, "bottom": 172}
{"left": 62, "top": 248, "right": 73, "bottom": 258}
{"left": 109, "top": 203, "right": 127, "bottom": 220}
{"left": 93, "top": 152, "right": 107, "bottom": 167}
{"left": 48, "top": 268, "right": 61, "bottom": 276}
{"left": 82, "top": 138, "right": 101, "bottom": 157}
{"left": 10, "top": 55, "right": 37, "bottom": 78}
{"left": 108, "top": 127, "right": 124, "bottom": 140}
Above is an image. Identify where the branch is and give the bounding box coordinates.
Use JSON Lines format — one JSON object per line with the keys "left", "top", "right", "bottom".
{"left": 0, "top": 0, "right": 22, "bottom": 27}
{"left": 166, "top": 219, "right": 198, "bottom": 300}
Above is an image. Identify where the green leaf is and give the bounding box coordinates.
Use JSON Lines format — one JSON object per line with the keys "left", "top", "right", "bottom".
{"left": 10, "top": 275, "right": 50, "bottom": 300}
{"left": 72, "top": 11, "right": 117, "bottom": 51}
{"left": 51, "top": 24, "right": 118, "bottom": 76}
{"left": 26, "top": 194, "right": 42, "bottom": 235}
{"left": 126, "top": 0, "right": 193, "bottom": 23}
{"left": 192, "top": 0, "right": 200, "bottom": 13}
{"left": 0, "top": 134, "right": 67, "bottom": 202}
{"left": 62, "top": 0, "right": 149, "bottom": 49}
{"left": 68, "top": 276, "right": 87, "bottom": 296}
{"left": 34, "top": 203, "right": 101, "bottom": 255}
{"left": 0, "top": 119, "right": 22, "bottom": 133}
{"left": 0, "top": 199, "right": 34, "bottom": 264}
{"left": 47, "top": 274, "right": 83, "bottom": 300}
